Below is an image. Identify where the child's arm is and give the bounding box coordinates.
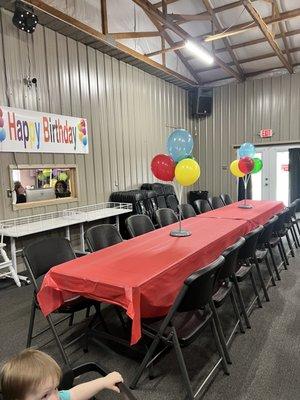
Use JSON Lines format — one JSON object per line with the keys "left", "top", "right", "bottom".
{"left": 69, "top": 372, "right": 123, "bottom": 400}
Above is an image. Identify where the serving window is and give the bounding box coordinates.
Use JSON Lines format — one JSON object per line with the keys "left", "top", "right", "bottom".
{"left": 9, "top": 164, "right": 79, "bottom": 210}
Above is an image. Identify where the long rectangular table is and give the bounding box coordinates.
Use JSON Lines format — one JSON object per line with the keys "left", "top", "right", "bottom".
{"left": 201, "top": 200, "right": 284, "bottom": 228}
{"left": 37, "top": 200, "right": 284, "bottom": 345}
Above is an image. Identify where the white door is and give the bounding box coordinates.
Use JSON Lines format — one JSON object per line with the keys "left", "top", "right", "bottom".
{"left": 251, "top": 146, "right": 300, "bottom": 206}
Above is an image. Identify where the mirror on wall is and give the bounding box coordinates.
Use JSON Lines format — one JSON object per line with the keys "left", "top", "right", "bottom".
{"left": 9, "top": 165, "right": 78, "bottom": 209}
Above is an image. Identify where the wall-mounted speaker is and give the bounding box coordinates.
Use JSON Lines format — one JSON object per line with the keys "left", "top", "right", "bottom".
{"left": 189, "top": 88, "right": 213, "bottom": 118}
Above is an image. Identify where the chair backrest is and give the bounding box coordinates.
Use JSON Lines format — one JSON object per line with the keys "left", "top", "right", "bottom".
{"left": 273, "top": 209, "right": 289, "bottom": 233}
{"left": 60, "top": 362, "right": 138, "bottom": 400}
{"left": 155, "top": 208, "right": 178, "bottom": 227}
{"left": 23, "top": 237, "right": 76, "bottom": 281}
{"left": 211, "top": 196, "right": 225, "bottom": 209}
{"left": 176, "top": 256, "right": 225, "bottom": 312}
{"left": 220, "top": 193, "right": 233, "bottom": 205}
{"left": 288, "top": 202, "right": 297, "bottom": 219}
{"left": 193, "top": 199, "right": 212, "bottom": 214}
{"left": 85, "top": 224, "right": 123, "bottom": 252}
{"left": 126, "top": 214, "right": 155, "bottom": 238}
{"left": 257, "top": 215, "right": 278, "bottom": 245}
{"left": 219, "top": 237, "right": 245, "bottom": 280}
{"left": 207, "top": 196, "right": 213, "bottom": 209}
{"left": 166, "top": 194, "right": 179, "bottom": 213}
{"left": 237, "top": 225, "right": 264, "bottom": 260}
{"left": 179, "top": 203, "right": 197, "bottom": 219}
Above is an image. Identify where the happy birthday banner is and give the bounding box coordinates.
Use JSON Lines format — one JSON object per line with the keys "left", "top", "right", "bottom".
{"left": 0, "top": 106, "right": 88, "bottom": 154}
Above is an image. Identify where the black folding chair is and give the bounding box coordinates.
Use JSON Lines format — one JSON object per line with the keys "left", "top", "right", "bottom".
{"left": 211, "top": 196, "right": 225, "bottom": 209}
{"left": 289, "top": 200, "right": 300, "bottom": 239}
{"left": 236, "top": 226, "right": 265, "bottom": 313}
{"left": 60, "top": 362, "right": 137, "bottom": 400}
{"left": 130, "top": 256, "right": 230, "bottom": 400}
{"left": 85, "top": 224, "right": 123, "bottom": 252}
{"left": 213, "top": 237, "right": 248, "bottom": 338}
{"left": 273, "top": 209, "right": 294, "bottom": 266}
{"left": 126, "top": 214, "right": 155, "bottom": 238}
{"left": 155, "top": 208, "right": 178, "bottom": 227}
{"left": 85, "top": 225, "right": 127, "bottom": 331}
{"left": 193, "top": 199, "right": 212, "bottom": 214}
{"left": 178, "top": 203, "right": 197, "bottom": 219}
{"left": 23, "top": 237, "right": 101, "bottom": 366}
{"left": 220, "top": 193, "right": 233, "bottom": 205}
{"left": 166, "top": 194, "right": 179, "bottom": 213}
{"left": 286, "top": 203, "right": 300, "bottom": 248}
{"left": 256, "top": 215, "right": 281, "bottom": 282}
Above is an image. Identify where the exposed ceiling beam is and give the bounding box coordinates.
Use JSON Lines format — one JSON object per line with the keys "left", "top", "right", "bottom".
{"left": 202, "top": 0, "right": 244, "bottom": 80}
{"left": 131, "top": 0, "right": 243, "bottom": 82}
{"left": 153, "top": 0, "right": 179, "bottom": 7}
{"left": 205, "top": 6, "right": 300, "bottom": 41}
{"left": 100, "top": 0, "right": 108, "bottom": 35}
{"left": 161, "top": 0, "right": 167, "bottom": 66}
{"left": 145, "top": 9, "right": 202, "bottom": 84}
{"left": 21, "top": 0, "right": 197, "bottom": 87}
{"left": 169, "top": 13, "right": 211, "bottom": 22}
{"left": 242, "top": 0, "right": 293, "bottom": 74}
{"left": 195, "top": 46, "right": 300, "bottom": 74}
{"left": 111, "top": 31, "right": 161, "bottom": 39}
{"left": 274, "top": 1, "right": 293, "bottom": 67}
{"left": 145, "top": 7, "right": 300, "bottom": 58}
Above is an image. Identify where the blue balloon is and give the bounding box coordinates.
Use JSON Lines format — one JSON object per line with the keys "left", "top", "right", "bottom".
{"left": 238, "top": 142, "right": 255, "bottom": 158}
{"left": 167, "top": 129, "right": 193, "bottom": 162}
{"left": 0, "top": 128, "right": 6, "bottom": 142}
{"left": 82, "top": 136, "right": 88, "bottom": 146}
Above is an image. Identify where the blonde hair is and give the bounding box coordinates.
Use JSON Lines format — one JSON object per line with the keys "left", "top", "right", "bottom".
{"left": 0, "top": 349, "right": 61, "bottom": 400}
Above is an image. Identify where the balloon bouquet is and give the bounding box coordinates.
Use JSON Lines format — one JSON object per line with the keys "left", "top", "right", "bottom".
{"left": 230, "top": 142, "right": 263, "bottom": 209}
{"left": 151, "top": 129, "right": 200, "bottom": 237}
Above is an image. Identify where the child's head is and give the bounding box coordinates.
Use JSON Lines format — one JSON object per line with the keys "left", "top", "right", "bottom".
{"left": 0, "top": 349, "right": 62, "bottom": 400}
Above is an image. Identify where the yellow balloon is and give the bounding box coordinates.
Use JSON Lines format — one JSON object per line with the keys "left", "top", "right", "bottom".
{"left": 175, "top": 158, "right": 201, "bottom": 186}
{"left": 230, "top": 160, "right": 245, "bottom": 178}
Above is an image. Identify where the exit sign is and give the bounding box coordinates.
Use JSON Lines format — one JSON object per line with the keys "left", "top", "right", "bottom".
{"left": 260, "top": 129, "right": 273, "bottom": 138}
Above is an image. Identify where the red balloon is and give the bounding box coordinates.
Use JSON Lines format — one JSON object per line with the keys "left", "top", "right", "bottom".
{"left": 151, "top": 154, "right": 175, "bottom": 181}
{"left": 238, "top": 157, "right": 254, "bottom": 174}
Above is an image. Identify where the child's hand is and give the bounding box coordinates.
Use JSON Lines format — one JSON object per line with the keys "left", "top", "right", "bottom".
{"left": 103, "top": 372, "right": 124, "bottom": 393}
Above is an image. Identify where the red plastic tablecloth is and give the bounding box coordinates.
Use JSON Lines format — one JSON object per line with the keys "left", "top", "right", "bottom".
{"left": 37, "top": 217, "right": 251, "bottom": 344}
{"left": 201, "top": 200, "right": 284, "bottom": 228}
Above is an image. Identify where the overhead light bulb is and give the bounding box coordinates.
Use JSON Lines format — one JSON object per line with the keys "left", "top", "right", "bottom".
{"left": 185, "top": 40, "right": 214, "bottom": 65}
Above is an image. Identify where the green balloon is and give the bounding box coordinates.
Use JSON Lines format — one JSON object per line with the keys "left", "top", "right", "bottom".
{"left": 252, "top": 158, "right": 263, "bottom": 174}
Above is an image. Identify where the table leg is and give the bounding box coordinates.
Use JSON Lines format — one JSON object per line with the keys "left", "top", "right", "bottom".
{"left": 10, "top": 238, "right": 21, "bottom": 287}
{"left": 116, "top": 216, "right": 120, "bottom": 231}
{"left": 80, "top": 223, "right": 85, "bottom": 252}
{"left": 65, "top": 226, "right": 70, "bottom": 241}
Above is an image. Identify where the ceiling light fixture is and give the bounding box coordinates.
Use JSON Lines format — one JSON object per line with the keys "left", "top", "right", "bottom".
{"left": 185, "top": 40, "right": 214, "bottom": 65}
{"left": 12, "top": 1, "right": 38, "bottom": 34}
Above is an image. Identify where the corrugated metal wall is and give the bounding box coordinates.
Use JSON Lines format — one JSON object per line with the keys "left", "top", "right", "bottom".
{"left": 0, "top": 8, "right": 196, "bottom": 221}
{"left": 198, "top": 73, "right": 300, "bottom": 200}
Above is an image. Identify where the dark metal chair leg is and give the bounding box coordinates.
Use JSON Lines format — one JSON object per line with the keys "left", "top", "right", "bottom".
{"left": 210, "top": 320, "right": 230, "bottom": 375}
{"left": 47, "top": 314, "right": 70, "bottom": 367}
{"left": 231, "top": 276, "right": 251, "bottom": 328}
{"left": 254, "top": 258, "right": 270, "bottom": 301}
{"left": 291, "top": 225, "right": 300, "bottom": 247}
{"left": 172, "top": 327, "right": 195, "bottom": 400}
{"left": 268, "top": 245, "right": 281, "bottom": 280}
{"left": 69, "top": 313, "right": 74, "bottom": 327}
{"left": 27, "top": 298, "right": 37, "bottom": 347}
{"left": 130, "top": 332, "right": 162, "bottom": 389}
{"left": 295, "top": 219, "right": 300, "bottom": 236}
{"left": 230, "top": 290, "right": 245, "bottom": 333}
{"left": 265, "top": 254, "right": 276, "bottom": 286}
{"left": 249, "top": 270, "right": 263, "bottom": 308}
{"left": 286, "top": 231, "right": 295, "bottom": 257}
{"left": 210, "top": 301, "right": 231, "bottom": 364}
{"left": 279, "top": 239, "right": 289, "bottom": 267}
